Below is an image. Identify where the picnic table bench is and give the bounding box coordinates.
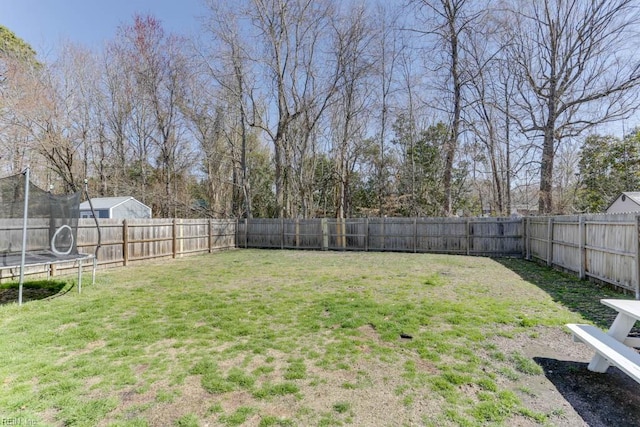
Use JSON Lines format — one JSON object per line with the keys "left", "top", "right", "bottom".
{"left": 567, "top": 299, "right": 640, "bottom": 385}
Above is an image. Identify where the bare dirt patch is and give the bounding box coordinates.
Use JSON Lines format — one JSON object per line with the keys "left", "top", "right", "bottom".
{"left": 98, "top": 326, "right": 636, "bottom": 427}
{"left": 0, "top": 285, "right": 68, "bottom": 304}
{"left": 57, "top": 339, "right": 106, "bottom": 365}
{"left": 490, "top": 326, "right": 640, "bottom": 427}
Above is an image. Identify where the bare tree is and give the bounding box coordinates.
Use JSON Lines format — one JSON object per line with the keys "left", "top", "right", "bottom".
{"left": 200, "top": 1, "right": 256, "bottom": 217}
{"left": 24, "top": 44, "right": 100, "bottom": 192}
{"left": 372, "top": 3, "right": 403, "bottom": 216}
{"left": 0, "top": 50, "right": 41, "bottom": 175}
{"left": 395, "top": 47, "right": 420, "bottom": 216}
{"left": 464, "top": 16, "right": 514, "bottom": 215}
{"left": 248, "top": 0, "right": 338, "bottom": 218}
{"left": 99, "top": 40, "right": 137, "bottom": 197}
{"left": 182, "top": 72, "right": 235, "bottom": 217}
{"left": 329, "top": 4, "right": 375, "bottom": 220}
{"left": 115, "top": 15, "right": 194, "bottom": 217}
{"left": 505, "top": 0, "right": 640, "bottom": 214}
{"left": 411, "top": 0, "right": 480, "bottom": 216}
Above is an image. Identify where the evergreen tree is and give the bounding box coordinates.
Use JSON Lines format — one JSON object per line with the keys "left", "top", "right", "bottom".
{"left": 577, "top": 131, "right": 640, "bottom": 212}
{"left": 0, "top": 25, "right": 37, "bottom": 62}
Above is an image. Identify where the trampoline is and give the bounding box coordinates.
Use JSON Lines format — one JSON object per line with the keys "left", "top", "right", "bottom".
{"left": 0, "top": 168, "right": 101, "bottom": 305}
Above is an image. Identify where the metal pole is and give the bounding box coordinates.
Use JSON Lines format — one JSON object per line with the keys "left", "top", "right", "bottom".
{"left": 92, "top": 257, "right": 97, "bottom": 286}
{"left": 18, "top": 167, "right": 30, "bottom": 306}
{"left": 635, "top": 215, "right": 640, "bottom": 300}
{"left": 78, "top": 260, "right": 82, "bottom": 294}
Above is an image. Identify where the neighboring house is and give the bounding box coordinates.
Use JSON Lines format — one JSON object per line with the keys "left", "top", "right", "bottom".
{"left": 606, "top": 192, "right": 640, "bottom": 214}
{"left": 79, "top": 197, "right": 152, "bottom": 219}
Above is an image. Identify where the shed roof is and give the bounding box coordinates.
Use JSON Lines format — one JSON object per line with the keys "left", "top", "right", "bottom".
{"left": 605, "top": 192, "right": 640, "bottom": 212}
{"left": 79, "top": 197, "right": 147, "bottom": 210}
{"left": 621, "top": 192, "right": 640, "bottom": 205}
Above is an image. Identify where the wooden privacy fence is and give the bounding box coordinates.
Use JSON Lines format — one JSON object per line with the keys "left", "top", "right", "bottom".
{"left": 239, "top": 215, "right": 640, "bottom": 297}
{"left": 4, "top": 214, "right": 640, "bottom": 297}
{"left": 526, "top": 213, "right": 640, "bottom": 297}
{"left": 0, "top": 218, "right": 236, "bottom": 281}
{"left": 77, "top": 218, "right": 237, "bottom": 268}
{"left": 236, "top": 217, "right": 524, "bottom": 257}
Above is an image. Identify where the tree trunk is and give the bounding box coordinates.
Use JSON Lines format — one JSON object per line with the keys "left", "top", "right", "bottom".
{"left": 490, "top": 147, "right": 503, "bottom": 214}
{"left": 274, "top": 140, "right": 284, "bottom": 218}
{"left": 442, "top": 0, "right": 462, "bottom": 216}
{"left": 539, "top": 127, "right": 555, "bottom": 214}
{"left": 505, "top": 83, "right": 511, "bottom": 215}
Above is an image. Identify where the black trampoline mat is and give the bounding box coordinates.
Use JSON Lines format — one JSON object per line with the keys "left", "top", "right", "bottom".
{"left": 0, "top": 251, "right": 92, "bottom": 268}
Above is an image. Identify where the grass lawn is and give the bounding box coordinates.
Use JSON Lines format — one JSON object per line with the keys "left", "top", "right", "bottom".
{"left": 0, "top": 249, "right": 625, "bottom": 426}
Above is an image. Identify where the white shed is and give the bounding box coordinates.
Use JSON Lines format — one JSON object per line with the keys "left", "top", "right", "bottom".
{"left": 606, "top": 192, "right": 640, "bottom": 214}
{"left": 79, "top": 197, "right": 152, "bottom": 219}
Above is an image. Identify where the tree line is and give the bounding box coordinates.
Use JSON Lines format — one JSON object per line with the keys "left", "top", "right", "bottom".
{"left": 1, "top": 0, "right": 640, "bottom": 219}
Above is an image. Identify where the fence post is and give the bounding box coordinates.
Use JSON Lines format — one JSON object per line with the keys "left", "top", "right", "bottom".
{"left": 466, "top": 219, "right": 471, "bottom": 256}
{"left": 364, "top": 218, "right": 369, "bottom": 252}
{"left": 526, "top": 217, "right": 532, "bottom": 260}
{"left": 337, "top": 217, "right": 346, "bottom": 249}
{"left": 245, "top": 218, "right": 249, "bottom": 249}
{"left": 281, "top": 218, "right": 285, "bottom": 249}
{"left": 295, "top": 218, "right": 300, "bottom": 248}
{"left": 382, "top": 217, "right": 386, "bottom": 250}
{"left": 579, "top": 215, "right": 586, "bottom": 280}
{"left": 172, "top": 218, "right": 178, "bottom": 259}
{"left": 209, "top": 218, "right": 213, "bottom": 253}
{"left": 547, "top": 217, "right": 554, "bottom": 267}
{"left": 413, "top": 217, "right": 418, "bottom": 253}
{"left": 635, "top": 215, "right": 640, "bottom": 299}
{"left": 123, "top": 219, "right": 129, "bottom": 266}
{"left": 321, "top": 218, "right": 328, "bottom": 250}
{"left": 522, "top": 217, "right": 527, "bottom": 259}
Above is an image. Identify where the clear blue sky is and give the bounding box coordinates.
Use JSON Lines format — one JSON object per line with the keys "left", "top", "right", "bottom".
{"left": 0, "top": 0, "right": 207, "bottom": 57}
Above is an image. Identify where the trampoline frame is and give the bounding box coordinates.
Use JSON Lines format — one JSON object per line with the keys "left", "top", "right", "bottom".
{"left": 1, "top": 167, "right": 101, "bottom": 305}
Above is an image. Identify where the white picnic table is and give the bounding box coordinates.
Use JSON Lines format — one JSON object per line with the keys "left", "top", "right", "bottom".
{"left": 588, "top": 299, "right": 640, "bottom": 371}
{"left": 567, "top": 299, "right": 640, "bottom": 384}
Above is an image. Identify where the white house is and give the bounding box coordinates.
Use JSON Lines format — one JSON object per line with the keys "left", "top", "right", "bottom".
{"left": 606, "top": 192, "right": 640, "bottom": 214}
{"left": 79, "top": 197, "right": 152, "bottom": 219}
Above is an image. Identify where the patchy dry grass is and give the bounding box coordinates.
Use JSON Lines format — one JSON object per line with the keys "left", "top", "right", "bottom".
{"left": 0, "top": 250, "right": 625, "bottom": 426}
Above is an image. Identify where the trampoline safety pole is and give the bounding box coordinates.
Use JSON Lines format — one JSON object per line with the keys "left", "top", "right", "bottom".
{"left": 18, "top": 167, "right": 30, "bottom": 306}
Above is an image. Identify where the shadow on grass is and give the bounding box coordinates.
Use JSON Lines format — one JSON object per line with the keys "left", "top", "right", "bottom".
{"left": 495, "top": 258, "right": 632, "bottom": 329}
{"left": 0, "top": 280, "right": 72, "bottom": 305}
{"left": 497, "top": 259, "right": 640, "bottom": 426}
{"left": 535, "top": 357, "right": 640, "bottom": 427}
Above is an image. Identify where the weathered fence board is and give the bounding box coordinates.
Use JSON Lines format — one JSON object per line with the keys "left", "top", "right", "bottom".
{"left": 527, "top": 213, "right": 640, "bottom": 296}
{"left": 240, "top": 215, "right": 638, "bottom": 295}
{"left": 551, "top": 216, "right": 581, "bottom": 271}
{"left": 0, "top": 218, "right": 237, "bottom": 281}
{"left": 238, "top": 217, "right": 523, "bottom": 257}
{"left": 468, "top": 217, "right": 523, "bottom": 256}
